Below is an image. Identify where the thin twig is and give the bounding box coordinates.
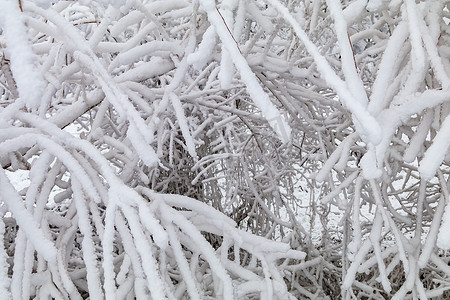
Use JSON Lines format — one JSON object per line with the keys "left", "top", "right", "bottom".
{"left": 216, "top": 7, "right": 242, "bottom": 54}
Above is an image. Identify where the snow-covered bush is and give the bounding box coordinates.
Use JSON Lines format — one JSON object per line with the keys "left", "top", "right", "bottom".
{"left": 1, "top": 0, "right": 450, "bottom": 299}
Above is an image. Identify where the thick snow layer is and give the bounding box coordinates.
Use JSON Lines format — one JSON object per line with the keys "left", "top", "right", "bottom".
{"left": 437, "top": 201, "right": 450, "bottom": 249}
{"left": 368, "top": 21, "right": 408, "bottom": 115}
{"left": 0, "top": 170, "right": 57, "bottom": 263}
{"left": 170, "top": 93, "right": 198, "bottom": 159}
{"left": 403, "top": 110, "right": 433, "bottom": 163}
{"left": 419, "top": 114, "right": 450, "bottom": 179}
{"left": 79, "top": 0, "right": 127, "bottom": 7}
{"left": 266, "top": 0, "right": 381, "bottom": 146}
{"left": 342, "top": 0, "right": 368, "bottom": 25}
{"left": 366, "top": 0, "right": 389, "bottom": 12}
{"left": 327, "top": 0, "right": 369, "bottom": 105}
{"left": 187, "top": 26, "right": 217, "bottom": 70}
{"left": 0, "top": 1, "right": 45, "bottom": 110}
{"left": 0, "top": 213, "right": 11, "bottom": 299}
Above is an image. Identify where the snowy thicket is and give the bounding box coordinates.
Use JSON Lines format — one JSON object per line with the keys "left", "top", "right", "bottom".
{"left": 1, "top": 0, "right": 450, "bottom": 299}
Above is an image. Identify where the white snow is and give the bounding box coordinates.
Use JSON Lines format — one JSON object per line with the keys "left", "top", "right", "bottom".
{"left": 2, "top": 0, "right": 450, "bottom": 298}
{"left": 110, "top": 41, "right": 180, "bottom": 70}
{"left": 0, "top": 170, "right": 57, "bottom": 263}
{"left": 188, "top": 26, "right": 218, "bottom": 70}
{"left": 115, "top": 58, "right": 175, "bottom": 83}
{"left": 437, "top": 198, "right": 450, "bottom": 250}
{"left": 266, "top": 0, "right": 381, "bottom": 146}
{"left": 366, "top": 0, "right": 389, "bottom": 12}
{"left": 79, "top": 0, "right": 127, "bottom": 8}
{"left": 0, "top": 207, "right": 12, "bottom": 299}
{"left": 367, "top": 21, "right": 408, "bottom": 115}
{"left": 327, "top": 0, "right": 369, "bottom": 105}
{"left": 342, "top": 0, "right": 368, "bottom": 25}
{"left": 403, "top": 110, "right": 433, "bottom": 163}
{"left": 170, "top": 93, "right": 198, "bottom": 160}
{"left": 419, "top": 114, "right": 450, "bottom": 179}
{"left": 360, "top": 146, "right": 382, "bottom": 179}
{"left": 199, "top": 0, "right": 292, "bottom": 142}
{"left": 217, "top": 3, "right": 237, "bottom": 90}
{"left": 0, "top": 1, "right": 45, "bottom": 110}
{"left": 109, "top": 10, "right": 145, "bottom": 37}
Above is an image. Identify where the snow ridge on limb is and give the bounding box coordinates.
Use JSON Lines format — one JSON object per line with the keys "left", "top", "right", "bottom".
{"left": 342, "top": 0, "right": 368, "bottom": 25}
{"left": 217, "top": 0, "right": 238, "bottom": 90}
{"left": 198, "top": 0, "right": 291, "bottom": 143}
{"left": 367, "top": 20, "right": 409, "bottom": 115}
{"left": 388, "top": 0, "right": 427, "bottom": 107}
{"left": 438, "top": 184, "right": 450, "bottom": 250}
{"left": 0, "top": 0, "right": 45, "bottom": 110}
{"left": 71, "top": 179, "right": 104, "bottom": 300}
{"left": 0, "top": 207, "right": 11, "bottom": 299}
{"left": 327, "top": 0, "right": 369, "bottom": 106}
{"left": 101, "top": 199, "right": 117, "bottom": 299}
{"left": 0, "top": 170, "right": 57, "bottom": 263}
{"left": 170, "top": 92, "right": 198, "bottom": 160}
{"left": 419, "top": 2, "right": 450, "bottom": 90}
{"left": 403, "top": 109, "right": 433, "bottom": 163}
{"left": 188, "top": 26, "right": 218, "bottom": 70}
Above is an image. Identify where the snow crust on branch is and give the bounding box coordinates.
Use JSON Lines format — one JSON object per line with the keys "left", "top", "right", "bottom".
{"left": 0, "top": 1, "right": 45, "bottom": 110}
